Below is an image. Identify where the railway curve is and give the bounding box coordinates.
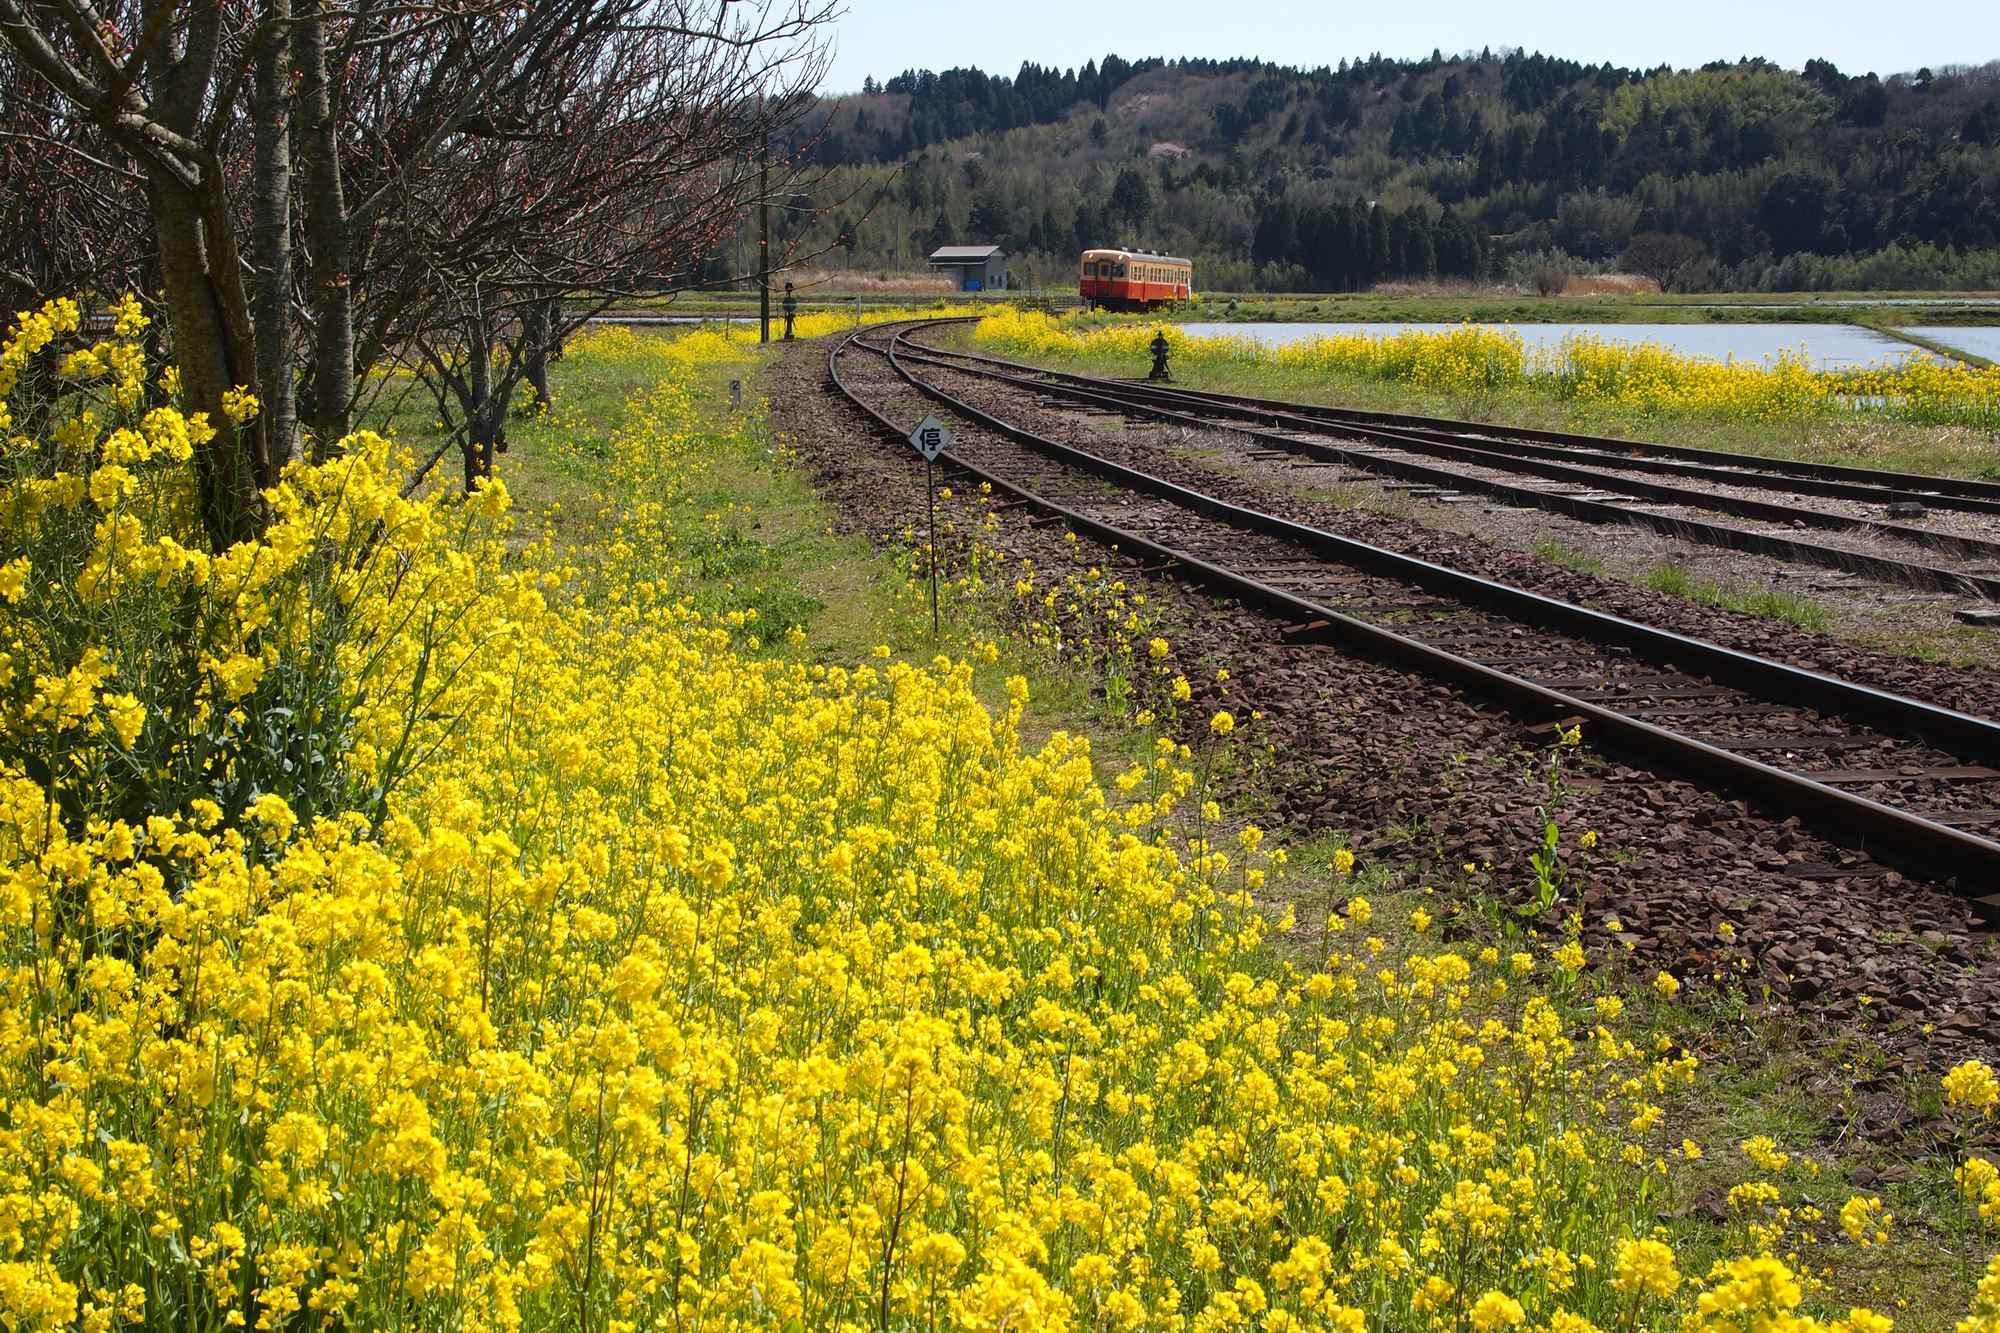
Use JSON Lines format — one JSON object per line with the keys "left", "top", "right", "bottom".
{"left": 828, "top": 319, "right": 2000, "bottom": 902}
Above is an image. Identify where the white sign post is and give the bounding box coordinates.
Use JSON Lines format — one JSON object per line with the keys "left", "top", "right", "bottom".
{"left": 907, "top": 415, "right": 953, "bottom": 633}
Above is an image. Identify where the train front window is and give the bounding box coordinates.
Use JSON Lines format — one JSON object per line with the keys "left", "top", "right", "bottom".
{"left": 1114, "top": 263, "right": 1127, "bottom": 277}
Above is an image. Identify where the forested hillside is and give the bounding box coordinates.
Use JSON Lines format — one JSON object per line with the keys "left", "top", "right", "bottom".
{"left": 766, "top": 50, "right": 2000, "bottom": 292}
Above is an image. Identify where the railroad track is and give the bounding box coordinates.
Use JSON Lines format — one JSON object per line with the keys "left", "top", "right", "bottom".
{"left": 892, "top": 326, "right": 2000, "bottom": 601}
{"left": 828, "top": 319, "right": 2000, "bottom": 900}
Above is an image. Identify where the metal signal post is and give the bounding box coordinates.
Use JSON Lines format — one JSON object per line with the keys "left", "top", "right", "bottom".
{"left": 907, "top": 415, "right": 952, "bottom": 634}
{"left": 926, "top": 456, "right": 938, "bottom": 632}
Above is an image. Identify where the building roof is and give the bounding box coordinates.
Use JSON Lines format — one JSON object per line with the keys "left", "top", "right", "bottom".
{"left": 1083, "top": 247, "right": 1193, "bottom": 266}
{"left": 928, "top": 245, "right": 1004, "bottom": 263}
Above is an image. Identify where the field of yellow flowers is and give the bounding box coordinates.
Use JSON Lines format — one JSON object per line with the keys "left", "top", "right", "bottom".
{"left": 6, "top": 297, "right": 2000, "bottom": 1331}
{"left": 971, "top": 310, "right": 2000, "bottom": 430}
{"left": 714, "top": 301, "right": 1010, "bottom": 345}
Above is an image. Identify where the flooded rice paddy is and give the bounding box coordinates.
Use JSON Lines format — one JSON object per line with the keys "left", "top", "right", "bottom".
{"left": 1177, "top": 321, "right": 2000, "bottom": 371}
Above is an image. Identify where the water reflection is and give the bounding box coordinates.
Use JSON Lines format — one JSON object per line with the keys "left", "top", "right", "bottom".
{"left": 1903, "top": 328, "right": 2000, "bottom": 363}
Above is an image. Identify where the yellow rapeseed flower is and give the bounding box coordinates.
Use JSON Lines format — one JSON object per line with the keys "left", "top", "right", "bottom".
{"left": 1946, "top": 1060, "right": 2000, "bottom": 1113}
{"left": 1469, "top": 1289, "right": 1526, "bottom": 1330}
{"left": 220, "top": 385, "right": 260, "bottom": 423}
{"left": 1609, "top": 1237, "right": 1681, "bottom": 1298}
{"left": 10, "top": 299, "right": 1986, "bottom": 1333}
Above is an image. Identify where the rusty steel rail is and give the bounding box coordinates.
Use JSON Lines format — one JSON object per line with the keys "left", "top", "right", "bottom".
{"left": 891, "top": 335, "right": 2000, "bottom": 597}
{"left": 827, "top": 321, "right": 2000, "bottom": 899}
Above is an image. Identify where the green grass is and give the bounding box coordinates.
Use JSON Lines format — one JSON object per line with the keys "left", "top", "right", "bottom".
{"left": 1640, "top": 562, "right": 1835, "bottom": 631}
{"left": 1864, "top": 625, "right": 1998, "bottom": 669}
{"left": 365, "top": 343, "right": 925, "bottom": 666}
{"left": 363, "top": 349, "right": 666, "bottom": 550}
{"left": 1646, "top": 1000, "right": 1979, "bottom": 1330}
{"left": 1533, "top": 537, "right": 1608, "bottom": 574}
{"left": 1536, "top": 547, "right": 1985, "bottom": 667}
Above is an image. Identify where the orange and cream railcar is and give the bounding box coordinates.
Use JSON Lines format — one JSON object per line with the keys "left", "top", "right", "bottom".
{"left": 1079, "top": 247, "right": 1193, "bottom": 311}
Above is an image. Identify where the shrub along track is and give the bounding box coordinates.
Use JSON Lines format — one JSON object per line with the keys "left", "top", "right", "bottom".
{"left": 767, "top": 325, "right": 2000, "bottom": 1098}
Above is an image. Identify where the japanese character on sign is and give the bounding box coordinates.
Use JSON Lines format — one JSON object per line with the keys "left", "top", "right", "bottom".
{"left": 908, "top": 414, "right": 952, "bottom": 462}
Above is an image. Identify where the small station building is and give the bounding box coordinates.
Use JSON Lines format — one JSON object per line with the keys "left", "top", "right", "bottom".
{"left": 927, "top": 244, "right": 1008, "bottom": 292}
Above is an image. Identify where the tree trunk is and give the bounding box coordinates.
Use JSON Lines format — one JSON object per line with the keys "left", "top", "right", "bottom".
{"left": 147, "top": 173, "right": 267, "bottom": 548}
{"left": 523, "top": 297, "right": 554, "bottom": 412}
{"left": 462, "top": 406, "right": 506, "bottom": 488}
{"left": 461, "top": 315, "right": 502, "bottom": 488}
{"left": 293, "top": 0, "right": 354, "bottom": 456}
{"left": 251, "top": 0, "right": 296, "bottom": 465}
{"left": 461, "top": 422, "right": 481, "bottom": 492}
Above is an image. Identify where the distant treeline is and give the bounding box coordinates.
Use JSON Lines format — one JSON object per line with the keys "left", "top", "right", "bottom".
{"left": 863, "top": 56, "right": 1165, "bottom": 148}
{"left": 774, "top": 48, "right": 2000, "bottom": 292}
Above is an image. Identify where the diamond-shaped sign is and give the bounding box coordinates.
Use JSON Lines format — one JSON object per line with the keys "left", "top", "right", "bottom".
{"left": 908, "top": 414, "right": 952, "bottom": 461}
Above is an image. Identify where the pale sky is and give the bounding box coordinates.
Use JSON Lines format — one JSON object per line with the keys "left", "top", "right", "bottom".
{"left": 822, "top": 0, "right": 1998, "bottom": 94}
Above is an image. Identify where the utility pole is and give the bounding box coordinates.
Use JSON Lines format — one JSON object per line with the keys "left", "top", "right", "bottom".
{"left": 759, "top": 129, "right": 771, "bottom": 343}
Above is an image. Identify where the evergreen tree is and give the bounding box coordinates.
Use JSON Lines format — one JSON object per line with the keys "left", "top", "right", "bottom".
{"left": 1109, "top": 168, "right": 1153, "bottom": 226}
{"left": 1368, "top": 204, "right": 1392, "bottom": 280}
{"left": 1760, "top": 168, "right": 1845, "bottom": 256}
{"left": 1474, "top": 132, "right": 1500, "bottom": 195}
{"left": 1414, "top": 92, "right": 1445, "bottom": 150}
{"left": 1405, "top": 207, "right": 1438, "bottom": 277}
{"left": 1842, "top": 75, "right": 1888, "bottom": 127}
{"left": 1386, "top": 210, "right": 1412, "bottom": 275}
{"left": 1389, "top": 108, "right": 1417, "bottom": 155}
{"left": 1965, "top": 103, "right": 1997, "bottom": 149}
{"left": 900, "top": 161, "right": 931, "bottom": 211}
{"left": 1253, "top": 199, "right": 1298, "bottom": 267}
{"left": 923, "top": 211, "right": 954, "bottom": 253}
{"left": 1297, "top": 205, "right": 1338, "bottom": 286}
{"left": 968, "top": 192, "right": 1012, "bottom": 243}
{"left": 1097, "top": 53, "right": 1131, "bottom": 109}
{"left": 1071, "top": 202, "right": 1105, "bottom": 252}
{"left": 1342, "top": 201, "right": 1370, "bottom": 288}
{"left": 1037, "top": 208, "right": 1064, "bottom": 254}
{"left": 1434, "top": 207, "right": 1477, "bottom": 276}
{"left": 1529, "top": 122, "right": 1563, "bottom": 180}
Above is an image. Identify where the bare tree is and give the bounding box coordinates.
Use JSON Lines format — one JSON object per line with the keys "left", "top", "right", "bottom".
{"left": 1620, "top": 231, "right": 1713, "bottom": 294}
{"left": 0, "top": 60, "right": 152, "bottom": 313}
{"left": 368, "top": 2, "right": 834, "bottom": 487}
{"left": 0, "top": 0, "right": 836, "bottom": 536}
{"left": 0, "top": 0, "right": 272, "bottom": 542}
